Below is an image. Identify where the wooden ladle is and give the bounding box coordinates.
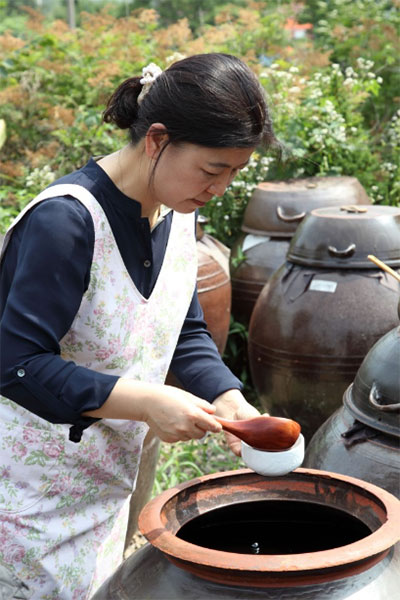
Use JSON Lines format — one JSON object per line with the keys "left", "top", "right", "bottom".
{"left": 367, "top": 254, "right": 400, "bottom": 283}
{"left": 215, "top": 415, "right": 301, "bottom": 451}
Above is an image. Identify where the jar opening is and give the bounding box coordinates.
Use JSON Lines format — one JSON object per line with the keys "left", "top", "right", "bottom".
{"left": 177, "top": 500, "right": 372, "bottom": 555}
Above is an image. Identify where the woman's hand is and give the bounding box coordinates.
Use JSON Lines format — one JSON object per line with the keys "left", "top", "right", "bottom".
{"left": 142, "top": 385, "right": 222, "bottom": 443}
{"left": 213, "top": 389, "right": 261, "bottom": 456}
{"left": 83, "top": 379, "right": 222, "bottom": 443}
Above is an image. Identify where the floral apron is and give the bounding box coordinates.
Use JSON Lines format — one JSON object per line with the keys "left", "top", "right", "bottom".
{"left": 0, "top": 184, "right": 197, "bottom": 599}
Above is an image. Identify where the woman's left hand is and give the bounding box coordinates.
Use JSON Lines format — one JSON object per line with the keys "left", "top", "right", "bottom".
{"left": 212, "top": 389, "right": 261, "bottom": 456}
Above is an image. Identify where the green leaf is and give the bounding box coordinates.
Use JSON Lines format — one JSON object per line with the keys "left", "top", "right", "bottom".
{"left": 24, "top": 450, "right": 47, "bottom": 466}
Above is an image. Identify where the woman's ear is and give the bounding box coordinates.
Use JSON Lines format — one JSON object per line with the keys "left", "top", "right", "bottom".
{"left": 145, "top": 123, "right": 169, "bottom": 159}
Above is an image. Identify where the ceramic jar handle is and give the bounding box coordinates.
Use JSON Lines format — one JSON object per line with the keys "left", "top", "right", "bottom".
{"left": 276, "top": 206, "right": 306, "bottom": 222}
{"left": 369, "top": 382, "right": 400, "bottom": 412}
{"left": 328, "top": 243, "right": 356, "bottom": 258}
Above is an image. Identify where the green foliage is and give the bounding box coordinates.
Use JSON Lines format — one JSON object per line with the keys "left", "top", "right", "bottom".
{"left": 300, "top": 0, "right": 400, "bottom": 123}
{"left": 258, "top": 60, "right": 399, "bottom": 205}
{"left": 153, "top": 433, "right": 243, "bottom": 495}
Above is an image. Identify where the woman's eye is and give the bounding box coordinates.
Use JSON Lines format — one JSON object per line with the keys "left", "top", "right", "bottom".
{"left": 202, "top": 169, "right": 219, "bottom": 177}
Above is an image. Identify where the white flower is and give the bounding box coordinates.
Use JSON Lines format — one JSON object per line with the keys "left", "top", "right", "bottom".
{"left": 345, "top": 66, "right": 357, "bottom": 78}
{"left": 356, "top": 57, "right": 374, "bottom": 70}
{"left": 140, "top": 62, "right": 162, "bottom": 85}
{"left": 25, "top": 165, "right": 55, "bottom": 188}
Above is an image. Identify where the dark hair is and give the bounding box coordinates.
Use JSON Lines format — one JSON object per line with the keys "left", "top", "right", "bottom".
{"left": 103, "top": 53, "right": 278, "bottom": 150}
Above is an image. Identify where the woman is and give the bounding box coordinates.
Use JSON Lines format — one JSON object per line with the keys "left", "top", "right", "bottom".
{"left": 0, "top": 53, "right": 277, "bottom": 599}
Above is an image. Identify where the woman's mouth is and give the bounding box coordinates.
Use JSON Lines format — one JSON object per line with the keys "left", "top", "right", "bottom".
{"left": 192, "top": 199, "right": 208, "bottom": 207}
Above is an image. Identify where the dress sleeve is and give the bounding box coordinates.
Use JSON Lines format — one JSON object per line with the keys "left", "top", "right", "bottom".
{"left": 0, "top": 197, "right": 119, "bottom": 435}
{"left": 169, "top": 286, "right": 242, "bottom": 402}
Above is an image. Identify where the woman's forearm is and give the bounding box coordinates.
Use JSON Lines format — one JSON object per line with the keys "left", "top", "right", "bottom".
{"left": 82, "top": 378, "right": 222, "bottom": 443}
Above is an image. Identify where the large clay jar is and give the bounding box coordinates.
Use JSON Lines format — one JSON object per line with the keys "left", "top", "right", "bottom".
{"left": 230, "top": 176, "right": 370, "bottom": 323}
{"left": 248, "top": 205, "right": 400, "bottom": 441}
{"left": 303, "top": 325, "right": 400, "bottom": 498}
{"left": 92, "top": 469, "right": 400, "bottom": 599}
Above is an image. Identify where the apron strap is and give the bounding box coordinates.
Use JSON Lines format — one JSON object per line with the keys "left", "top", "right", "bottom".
{"left": 1, "top": 184, "right": 98, "bottom": 262}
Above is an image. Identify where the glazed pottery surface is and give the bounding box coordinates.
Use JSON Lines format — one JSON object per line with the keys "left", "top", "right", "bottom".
{"left": 230, "top": 177, "right": 370, "bottom": 323}
{"left": 242, "top": 177, "right": 370, "bottom": 237}
{"left": 287, "top": 205, "right": 400, "bottom": 269}
{"left": 230, "top": 234, "right": 290, "bottom": 323}
{"left": 92, "top": 469, "right": 400, "bottom": 600}
{"left": 344, "top": 326, "right": 400, "bottom": 437}
{"left": 303, "top": 404, "right": 400, "bottom": 498}
{"left": 248, "top": 263, "right": 400, "bottom": 441}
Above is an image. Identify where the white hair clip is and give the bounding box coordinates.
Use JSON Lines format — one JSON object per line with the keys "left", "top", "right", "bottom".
{"left": 138, "top": 62, "right": 163, "bottom": 104}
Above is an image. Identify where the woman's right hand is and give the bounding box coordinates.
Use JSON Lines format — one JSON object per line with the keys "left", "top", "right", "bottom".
{"left": 142, "top": 385, "right": 222, "bottom": 443}
{"left": 82, "top": 379, "right": 222, "bottom": 443}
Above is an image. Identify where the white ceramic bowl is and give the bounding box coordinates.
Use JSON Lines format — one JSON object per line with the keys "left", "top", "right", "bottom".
{"left": 241, "top": 434, "right": 305, "bottom": 476}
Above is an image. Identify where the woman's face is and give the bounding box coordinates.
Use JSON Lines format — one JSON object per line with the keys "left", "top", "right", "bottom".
{"left": 149, "top": 141, "right": 255, "bottom": 213}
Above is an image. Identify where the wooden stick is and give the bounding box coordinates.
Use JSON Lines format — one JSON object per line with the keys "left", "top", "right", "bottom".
{"left": 367, "top": 254, "right": 400, "bottom": 283}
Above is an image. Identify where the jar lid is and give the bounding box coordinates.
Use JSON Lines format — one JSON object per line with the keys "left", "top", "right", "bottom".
{"left": 242, "top": 176, "right": 370, "bottom": 237}
{"left": 343, "top": 326, "right": 400, "bottom": 438}
{"left": 287, "top": 205, "right": 400, "bottom": 268}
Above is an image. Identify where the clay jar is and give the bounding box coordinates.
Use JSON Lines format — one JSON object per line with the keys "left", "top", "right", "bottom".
{"left": 230, "top": 176, "right": 370, "bottom": 323}
{"left": 303, "top": 325, "right": 400, "bottom": 498}
{"left": 92, "top": 469, "right": 400, "bottom": 599}
{"left": 248, "top": 205, "right": 400, "bottom": 441}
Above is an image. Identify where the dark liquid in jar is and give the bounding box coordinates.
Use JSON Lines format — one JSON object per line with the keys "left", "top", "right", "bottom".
{"left": 177, "top": 500, "right": 372, "bottom": 554}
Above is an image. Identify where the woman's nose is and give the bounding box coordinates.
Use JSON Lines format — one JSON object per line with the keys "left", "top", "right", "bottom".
{"left": 207, "top": 178, "right": 229, "bottom": 197}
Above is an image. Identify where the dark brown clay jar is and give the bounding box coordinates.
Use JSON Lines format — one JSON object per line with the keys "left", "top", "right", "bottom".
{"left": 242, "top": 177, "right": 370, "bottom": 237}
{"left": 230, "top": 178, "right": 370, "bottom": 323}
{"left": 92, "top": 469, "right": 400, "bottom": 599}
{"left": 248, "top": 263, "right": 400, "bottom": 441}
{"left": 343, "top": 326, "right": 400, "bottom": 437}
{"left": 231, "top": 234, "right": 291, "bottom": 323}
{"left": 303, "top": 404, "right": 400, "bottom": 498}
{"left": 303, "top": 326, "right": 400, "bottom": 497}
{"left": 287, "top": 205, "right": 400, "bottom": 269}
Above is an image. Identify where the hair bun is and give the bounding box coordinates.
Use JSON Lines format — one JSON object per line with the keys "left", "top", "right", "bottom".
{"left": 103, "top": 77, "right": 142, "bottom": 129}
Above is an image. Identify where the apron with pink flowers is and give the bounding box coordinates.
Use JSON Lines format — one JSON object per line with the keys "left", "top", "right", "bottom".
{"left": 0, "top": 184, "right": 197, "bottom": 599}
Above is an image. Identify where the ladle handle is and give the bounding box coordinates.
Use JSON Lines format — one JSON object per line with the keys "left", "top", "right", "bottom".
{"left": 367, "top": 254, "right": 400, "bottom": 283}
